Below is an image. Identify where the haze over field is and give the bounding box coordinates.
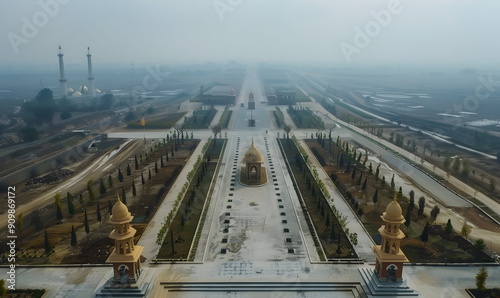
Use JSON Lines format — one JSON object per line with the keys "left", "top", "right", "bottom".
{"left": 1, "top": 0, "right": 500, "bottom": 71}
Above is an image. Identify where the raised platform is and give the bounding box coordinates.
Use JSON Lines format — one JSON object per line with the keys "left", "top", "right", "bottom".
{"left": 155, "top": 281, "right": 367, "bottom": 297}
{"left": 94, "top": 268, "right": 154, "bottom": 297}
{"left": 358, "top": 267, "right": 419, "bottom": 297}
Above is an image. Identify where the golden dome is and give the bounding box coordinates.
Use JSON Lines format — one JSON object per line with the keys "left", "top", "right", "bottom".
{"left": 110, "top": 195, "right": 133, "bottom": 223}
{"left": 383, "top": 196, "right": 404, "bottom": 222}
{"left": 243, "top": 140, "right": 263, "bottom": 163}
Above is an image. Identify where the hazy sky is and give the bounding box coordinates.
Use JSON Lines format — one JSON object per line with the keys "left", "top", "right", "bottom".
{"left": 1, "top": 0, "right": 499, "bottom": 70}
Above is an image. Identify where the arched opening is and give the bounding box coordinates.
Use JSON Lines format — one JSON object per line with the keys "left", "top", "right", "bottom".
{"left": 386, "top": 264, "right": 398, "bottom": 282}
{"left": 118, "top": 264, "right": 130, "bottom": 284}
{"left": 249, "top": 165, "right": 258, "bottom": 180}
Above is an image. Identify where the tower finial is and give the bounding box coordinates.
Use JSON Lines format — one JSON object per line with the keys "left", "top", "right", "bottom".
{"left": 117, "top": 192, "right": 121, "bottom": 203}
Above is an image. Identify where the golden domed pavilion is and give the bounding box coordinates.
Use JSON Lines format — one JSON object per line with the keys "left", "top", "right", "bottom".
{"left": 105, "top": 195, "right": 144, "bottom": 285}
{"left": 242, "top": 139, "right": 264, "bottom": 182}
{"left": 372, "top": 195, "right": 409, "bottom": 282}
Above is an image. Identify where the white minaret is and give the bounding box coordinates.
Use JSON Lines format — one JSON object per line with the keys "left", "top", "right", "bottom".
{"left": 58, "top": 45, "right": 67, "bottom": 97}
{"left": 86, "top": 46, "right": 96, "bottom": 98}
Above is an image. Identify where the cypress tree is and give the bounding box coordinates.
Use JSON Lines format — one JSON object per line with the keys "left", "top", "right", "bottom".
{"left": 126, "top": 164, "right": 132, "bottom": 176}
{"left": 56, "top": 203, "right": 63, "bottom": 221}
{"left": 108, "top": 200, "right": 112, "bottom": 215}
{"left": 372, "top": 189, "right": 379, "bottom": 206}
{"left": 361, "top": 177, "right": 367, "bottom": 190}
{"left": 118, "top": 168, "right": 124, "bottom": 182}
{"left": 155, "top": 161, "right": 158, "bottom": 173}
{"left": 446, "top": 219, "right": 453, "bottom": 234}
{"left": 409, "top": 190, "right": 415, "bottom": 211}
{"left": 430, "top": 205, "right": 440, "bottom": 224}
{"left": 84, "top": 209, "right": 90, "bottom": 234}
{"left": 71, "top": 225, "right": 77, "bottom": 250}
{"left": 375, "top": 164, "right": 380, "bottom": 180}
{"left": 122, "top": 187, "right": 127, "bottom": 205}
{"left": 420, "top": 221, "right": 429, "bottom": 242}
{"left": 404, "top": 207, "right": 411, "bottom": 231}
{"left": 418, "top": 196, "right": 426, "bottom": 215}
{"left": 161, "top": 156, "right": 164, "bottom": 167}
{"left": 148, "top": 168, "right": 152, "bottom": 180}
{"left": 135, "top": 154, "right": 139, "bottom": 170}
{"left": 132, "top": 183, "right": 136, "bottom": 197}
{"left": 108, "top": 174, "right": 113, "bottom": 188}
{"left": 67, "top": 191, "right": 75, "bottom": 215}
{"left": 100, "top": 179, "right": 106, "bottom": 195}
{"left": 88, "top": 179, "right": 96, "bottom": 201}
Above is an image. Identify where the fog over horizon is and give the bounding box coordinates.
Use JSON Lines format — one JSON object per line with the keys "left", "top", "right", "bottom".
{"left": 1, "top": 0, "right": 500, "bottom": 73}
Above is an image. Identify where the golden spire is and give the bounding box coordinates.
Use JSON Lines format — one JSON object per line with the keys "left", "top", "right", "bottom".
{"left": 393, "top": 192, "right": 398, "bottom": 202}
{"left": 117, "top": 191, "right": 121, "bottom": 203}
